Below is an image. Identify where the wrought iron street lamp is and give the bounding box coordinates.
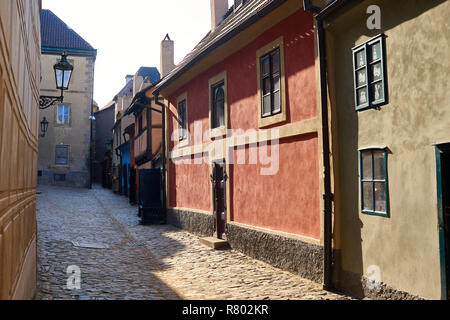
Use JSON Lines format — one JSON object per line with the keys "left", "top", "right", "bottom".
{"left": 39, "top": 52, "right": 74, "bottom": 109}
{"left": 40, "top": 117, "right": 49, "bottom": 137}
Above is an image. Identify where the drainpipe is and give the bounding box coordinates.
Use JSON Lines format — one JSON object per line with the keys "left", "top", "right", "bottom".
{"left": 89, "top": 103, "right": 94, "bottom": 189}
{"left": 304, "top": 0, "right": 333, "bottom": 290}
{"left": 154, "top": 93, "right": 167, "bottom": 223}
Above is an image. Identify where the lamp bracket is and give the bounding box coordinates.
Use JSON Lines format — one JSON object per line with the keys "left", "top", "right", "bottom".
{"left": 39, "top": 95, "right": 63, "bottom": 109}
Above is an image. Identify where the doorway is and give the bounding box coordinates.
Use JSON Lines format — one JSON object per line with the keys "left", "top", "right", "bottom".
{"left": 212, "top": 160, "right": 227, "bottom": 240}
{"left": 436, "top": 144, "right": 450, "bottom": 300}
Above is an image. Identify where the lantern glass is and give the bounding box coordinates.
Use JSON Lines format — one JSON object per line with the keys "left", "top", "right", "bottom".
{"left": 40, "top": 117, "right": 49, "bottom": 134}
{"left": 53, "top": 54, "right": 73, "bottom": 90}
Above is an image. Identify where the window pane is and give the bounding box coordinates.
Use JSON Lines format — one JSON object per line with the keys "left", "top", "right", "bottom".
{"left": 64, "top": 106, "right": 70, "bottom": 124}
{"left": 261, "top": 57, "right": 270, "bottom": 76}
{"left": 273, "top": 74, "right": 280, "bottom": 91}
{"left": 363, "top": 182, "right": 374, "bottom": 211}
{"left": 370, "top": 42, "right": 381, "bottom": 62}
{"left": 262, "top": 95, "right": 271, "bottom": 116}
{"left": 371, "top": 62, "right": 383, "bottom": 81}
{"left": 215, "top": 85, "right": 224, "bottom": 101}
{"left": 55, "top": 147, "right": 68, "bottom": 165}
{"left": 263, "top": 77, "right": 271, "bottom": 95}
{"left": 361, "top": 151, "right": 373, "bottom": 180}
{"left": 273, "top": 91, "right": 281, "bottom": 112}
{"left": 214, "top": 100, "right": 225, "bottom": 128}
{"left": 178, "top": 101, "right": 186, "bottom": 129}
{"left": 212, "top": 84, "right": 225, "bottom": 129}
{"left": 178, "top": 100, "right": 186, "bottom": 140}
{"left": 217, "top": 103, "right": 225, "bottom": 127}
{"left": 373, "top": 151, "right": 385, "bottom": 180}
{"left": 355, "top": 49, "right": 366, "bottom": 68}
{"left": 272, "top": 49, "right": 280, "bottom": 74}
{"left": 357, "top": 87, "right": 368, "bottom": 106}
{"left": 357, "top": 69, "right": 367, "bottom": 86}
{"left": 374, "top": 182, "right": 387, "bottom": 213}
{"left": 372, "top": 82, "right": 384, "bottom": 102}
{"left": 57, "top": 106, "right": 63, "bottom": 124}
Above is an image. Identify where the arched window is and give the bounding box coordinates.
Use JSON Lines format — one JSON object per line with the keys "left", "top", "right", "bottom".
{"left": 212, "top": 82, "right": 225, "bottom": 129}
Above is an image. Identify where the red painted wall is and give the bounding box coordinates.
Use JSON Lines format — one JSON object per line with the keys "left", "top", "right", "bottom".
{"left": 167, "top": 9, "right": 319, "bottom": 238}
{"left": 168, "top": 9, "right": 316, "bottom": 148}
{"left": 129, "top": 126, "right": 135, "bottom": 168}
{"left": 169, "top": 155, "right": 210, "bottom": 212}
{"left": 231, "top": 134, "right": 320, "bottom": 239}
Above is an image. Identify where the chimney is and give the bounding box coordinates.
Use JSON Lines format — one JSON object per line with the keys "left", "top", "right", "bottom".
{"left": 210, "top": 0, "right": 228, "bottom": 30}
{"left": 160, "top": 34, "right": 175, "bottom": 78}
{"left": 125, "top": 75, "right": 133, "bottom": 84}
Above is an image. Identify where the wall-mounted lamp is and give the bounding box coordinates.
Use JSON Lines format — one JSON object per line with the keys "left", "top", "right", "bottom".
{"left": 39, "top": 52, "right": 74, "bottom": 110}
{"left": 40, "top": 117, "right": 49, "bottom": 137}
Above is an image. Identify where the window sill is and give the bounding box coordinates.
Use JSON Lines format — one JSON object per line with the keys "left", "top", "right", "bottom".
{"left": 52, "top": 165, "right": 70, "bottom": 170}
{"left": 209, "top": 126, "right": 227, "bottom": 139}
{"left": 258, "top": 111, "right": 286, "bottom": 129}
{"left": 177, "top": 138, "right": 190, "bottom": 148}
{"left": 361, "top": 210, "right": 389, "bottom": 217}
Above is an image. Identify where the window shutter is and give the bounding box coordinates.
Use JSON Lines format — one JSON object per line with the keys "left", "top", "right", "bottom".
{"left": 352, "top": 34, "right": 388, "bottom": 111}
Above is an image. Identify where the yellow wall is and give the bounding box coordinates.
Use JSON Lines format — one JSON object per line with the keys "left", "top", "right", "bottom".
{"left": 0, "top": 0, "right": 41, "bottom": 300}
{"left": 38, "top": 53, "right": 95, "bottom": 187}
{"left": 326, "top": 0, "right": 450, "bottom": 299}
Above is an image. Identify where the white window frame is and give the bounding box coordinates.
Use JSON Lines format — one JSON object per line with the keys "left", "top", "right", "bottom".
{"left": 56, "top": 105, "right": 70, "bottom": 126}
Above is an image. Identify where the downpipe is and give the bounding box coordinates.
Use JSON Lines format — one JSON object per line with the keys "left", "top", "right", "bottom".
{"left": 154, "top": 93, "right": 167, "bottom": 223}
{"left": 304, "top": 0, "right": 334, "bottom": 290}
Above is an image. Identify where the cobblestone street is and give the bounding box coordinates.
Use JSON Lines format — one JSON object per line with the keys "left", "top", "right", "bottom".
{"left": 36, "top": 185, "right": 352, "bottom": 300}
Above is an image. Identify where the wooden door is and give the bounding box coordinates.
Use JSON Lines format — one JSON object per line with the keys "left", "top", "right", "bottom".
{"left": 212, "top": 161, "right": 227, "bottom": 239}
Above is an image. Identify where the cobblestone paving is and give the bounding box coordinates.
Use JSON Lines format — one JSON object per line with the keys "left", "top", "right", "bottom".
{"left": 36, "top": 185, "right": 352, "bottom": 300}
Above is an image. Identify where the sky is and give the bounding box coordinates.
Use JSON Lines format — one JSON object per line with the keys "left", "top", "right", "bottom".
{"left": 42, "top": 0, "right": 235, "bottom": 108}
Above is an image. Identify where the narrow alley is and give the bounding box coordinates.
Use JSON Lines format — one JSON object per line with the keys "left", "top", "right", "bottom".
{"left": 36, "top": 185, "right": 350, "bottom": 300}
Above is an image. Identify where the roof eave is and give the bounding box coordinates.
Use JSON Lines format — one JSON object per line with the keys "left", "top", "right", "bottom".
{"left": 153, "top": 0, "right": 288, "bottom": 95}
{"left": 42, "top": 45, "right": 97, "bottom": 57}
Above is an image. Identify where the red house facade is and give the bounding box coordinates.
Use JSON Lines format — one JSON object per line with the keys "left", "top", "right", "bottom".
{"left": 154, "top": 0, "right": 325, "bottom": 282}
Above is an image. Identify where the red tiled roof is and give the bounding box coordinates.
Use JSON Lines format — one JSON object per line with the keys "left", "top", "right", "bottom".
{"left": 40, "top": 9, "right": 96, "bottom": 53}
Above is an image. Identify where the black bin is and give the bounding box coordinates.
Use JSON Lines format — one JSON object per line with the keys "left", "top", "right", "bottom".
{"left": 138, "top": 169, "right": 165, "bottom": 225}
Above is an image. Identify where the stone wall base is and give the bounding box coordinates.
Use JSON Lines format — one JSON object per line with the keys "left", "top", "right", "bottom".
{"left": 167, "top": 208, "right": 323, "bottom": 283}
{"left": 38, "top": 170, "right": 90, "bottom": 188}
{"left": 337, "top": 267, "right": 424, "bottom": 300}
{"left": 226, "top": 223, "right": 323, "bottom": 283}
{"left": 167, "top": 208, "right": 214, "bottom": 238}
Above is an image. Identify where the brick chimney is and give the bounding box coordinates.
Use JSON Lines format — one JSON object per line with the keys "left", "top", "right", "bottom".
{"left": 210, "top": 0, "right": 228, "bottom": 30}
{"left": 160, "top": 34, "right": 175, "bottom": 78}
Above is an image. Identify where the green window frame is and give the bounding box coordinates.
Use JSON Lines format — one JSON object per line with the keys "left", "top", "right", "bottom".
{"left": 352, "top": 34, "right": 388, "bottom": 111}
{"left": 360, "top": 148, "right": 389, "bottom": 217}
